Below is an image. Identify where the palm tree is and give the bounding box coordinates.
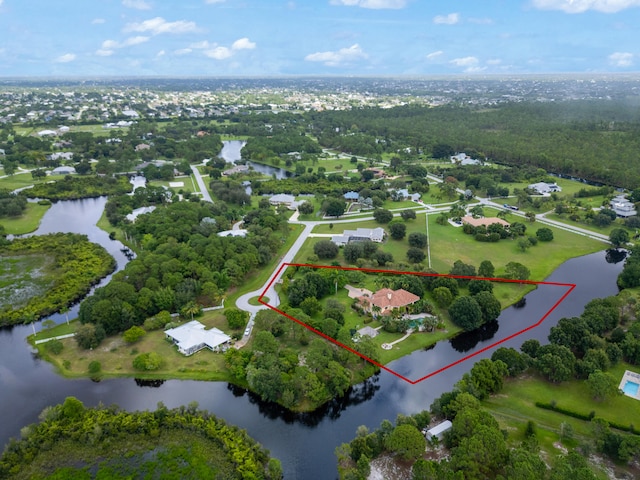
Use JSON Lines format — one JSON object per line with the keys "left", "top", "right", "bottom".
{"left": 60, "top": 306, "right": 70, "bottom": 325}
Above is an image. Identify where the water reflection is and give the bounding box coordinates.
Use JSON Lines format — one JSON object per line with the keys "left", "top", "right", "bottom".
{"left": 605, "top": 248, "right": 627, "bottom": 264}
{"left": 135, "top": 379, "right": 166, "bottom": 388}
{"left": 449, "top": 320, "right": 500, "bottom": 352}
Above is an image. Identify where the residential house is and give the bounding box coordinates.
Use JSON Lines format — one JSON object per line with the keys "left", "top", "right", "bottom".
{"left": 135, "top": 143, "right": 151, "bottom": 152}
{"left": 610, "top": 195, "right": 637, "bottom": 218}
{"left": 165, "top": 320, "right": 231, "bottom": 356}
{"left": 527, "top": 182, "right": 562, "bottom": 195}
{"left": 331, "top": 227, "right": 385, "bottom": 246}
{"left": 222, "top": 165, "right": 249, "bottom": 176}
{"left": 358, "top": 288, "right": 420, "bottom": 315}
{"left": 344, "top": 191, "right": 360, "bottom": 202}
{"left": 355, "top": 326, "right": 379, "bottom": 339}
{"left": 461, "top": 216, "right": 510, "bottom": 228}
{"left": 51, "top": 166, "right": 76, "bottom": 175}
{"left": 392, "top": 188, "right": 421, "bottom": 202}
{"left": 450, "top": 153, "right": 481, "bottom": 166}
{"left": 269, "top": 193, "right": 296, "bottom": 206}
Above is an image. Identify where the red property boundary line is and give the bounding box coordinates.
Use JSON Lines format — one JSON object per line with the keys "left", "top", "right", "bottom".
{"left": 258, "top": 263, "right": 575, "bottom": 385}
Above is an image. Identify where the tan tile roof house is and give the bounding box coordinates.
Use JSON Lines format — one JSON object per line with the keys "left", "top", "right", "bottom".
{"left": 359, "top": 288, "right": 420, "bottom": 314}
{"left": 461, "top": 216, "right": 510, "bottom": 228}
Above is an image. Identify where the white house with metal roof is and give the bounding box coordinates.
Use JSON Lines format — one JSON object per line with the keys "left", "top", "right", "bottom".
{"left": 165, "top": 320, "right": 231, "bottom": 356}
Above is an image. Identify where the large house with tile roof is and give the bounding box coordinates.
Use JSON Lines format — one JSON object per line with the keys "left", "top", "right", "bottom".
{"left": 358, "top": 288, "right": 420, "bottom": 315}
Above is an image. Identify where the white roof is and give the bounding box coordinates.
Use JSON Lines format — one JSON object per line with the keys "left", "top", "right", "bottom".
{"left": 270, "top": 194, "right": 295, "bottom": 204}
{"left": 217, "top": 229, "right": 248, "bottom": 237}
{"left": 165, "top": 320, "right": 230, "bottom": 351}
{"left": 427, "top": 420, "right": 452, "bottom": 436}
{"left": 126, "top": 205, "right": 156, "bottom": 222}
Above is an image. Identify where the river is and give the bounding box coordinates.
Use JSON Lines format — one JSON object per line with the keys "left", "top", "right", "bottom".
{"left": 0, "top": 186, "right": 625, "bottom": 479}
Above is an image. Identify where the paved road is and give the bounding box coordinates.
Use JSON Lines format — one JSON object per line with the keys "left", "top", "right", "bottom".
{"left": 190, "top": 165, "right": 213, "bottom": 203}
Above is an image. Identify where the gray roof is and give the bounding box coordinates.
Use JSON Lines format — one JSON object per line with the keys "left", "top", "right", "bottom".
{"left": 165, "top": 320, "right": 230, "bottom": 354}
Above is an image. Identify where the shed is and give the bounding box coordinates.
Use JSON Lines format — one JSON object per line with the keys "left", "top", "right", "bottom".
{"left": 424, "top": 420, "right": 452, "bottom": 441}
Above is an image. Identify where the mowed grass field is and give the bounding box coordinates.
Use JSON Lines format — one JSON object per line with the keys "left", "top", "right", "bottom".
{"left": 0, "top": 202, "right": 50, "bottom": 234}
{"left": 306, "top": 212, "right": 604, "bottom": 282}
{"left": 484, "top": 364, "right": 640, "bottom": 478}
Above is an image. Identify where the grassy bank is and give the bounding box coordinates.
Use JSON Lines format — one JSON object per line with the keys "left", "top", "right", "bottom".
{"left": 0, "top": 202, "right": 50, "bottom": 234}
{"left": 33, "top": 314, "right": 238, "bottom": 383}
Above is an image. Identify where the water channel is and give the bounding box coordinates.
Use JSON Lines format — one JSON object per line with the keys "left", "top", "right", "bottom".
{"left": 219, "top": 139, "right": 292, "bottom": 180}
{"left": 0, "top": 166, "right": 625, "bottom": 478}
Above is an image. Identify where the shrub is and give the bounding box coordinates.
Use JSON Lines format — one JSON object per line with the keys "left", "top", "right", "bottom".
{"left": 536, "top": 227, "right": 554, "bottom": 242}
{"left": 133, "top": 352, "right": 163, "bottom": 371}
{"left": 123, "top": 325, "right": 146, "bottom": 344}
{"left": 88, "top": 361, "right": 101, "bottom": 374}
{"left": 314, "top": 240, "right": 339, "bottom": 259}
{"left": 45, "top": 339, "right": 64, "bottom": 355}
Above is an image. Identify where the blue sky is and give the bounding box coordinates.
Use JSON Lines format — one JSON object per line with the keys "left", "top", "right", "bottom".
{"left": 0, "top": 0, "right": 638, "bottom": 76}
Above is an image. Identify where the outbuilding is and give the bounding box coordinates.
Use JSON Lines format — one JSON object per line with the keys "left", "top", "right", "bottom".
{"left": 424, "top": 420, "right": 452, "bottom": 441}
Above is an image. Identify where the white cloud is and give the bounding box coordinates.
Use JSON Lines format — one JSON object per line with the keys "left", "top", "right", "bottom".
{"left": 609, "top": 51, "right": 634, "bottom": 66}
{"left": 330, "top": 0, "right": 407, "bottom": 9}
{"left": 305, "top": 43, "right": 368, "bottom": 66}
{"left": 123, "top": 36, "right": 150, "bottom": 46}
{"left": 450, "top": 56, "right": 479, "bottom": 67}
{"left": 175, "top": 48, "right": 193, "bottom": 55}
{"left": 92, "top": 18, "right": 106, "bottom": 24}
{"left": 532, "top": 0, "right": 640, "bottom": 13}
{"left": 231, "top": 37, "right": 256, "bottom": 50}
{"left": 204, "top": 46, "right": 233, "bottom": 59}
{"left": 96, "top": 49, "right": 114, "bottom": 57}
{"left": 190, "top": 40, "right": 213, "bottom": 49}
{"left": 426, "top": 50, "right": 443, "bottom": 60}
{"left": 487, "top": 58, "right": 502, "bottom": 65}
{"left": 122, "top": 0, "right": 152, "bottom": 10}
{"left": 433, "top": 13, "right": 459, "bottom": 25}
{"left": 54, "top": 53, "right": 76, "bottom": 63}
{"left": 124, "top": 17, "right": 198, "bottom": 35}
{"left": 157, "top": 50, "right": 165, "bottom": 57}
{"left": 205, "top": 0, "right": 226, "bottom": 3}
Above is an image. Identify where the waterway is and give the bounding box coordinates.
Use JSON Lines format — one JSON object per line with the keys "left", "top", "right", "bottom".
{"left": 219, "top": 139, "right": 292, "bottom": 180}
{"left": 0, "top": 184, "right": 625, "bottom": 479}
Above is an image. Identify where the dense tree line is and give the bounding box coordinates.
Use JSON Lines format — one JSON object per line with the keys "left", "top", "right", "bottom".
{"left": 79, "top": 201, "right": 289, "bottom": 336}
{"left": 308, "top": 101, "right": 640, "bottom": 188}
{"left": 0, "top": 233, "right": 115, "bottom": 326}
{"left": 224, "top": 308, "right": 378, "bottom": 411}
{"left": 0, "top": 397, "right": 281, "bottom": 479}
{"left": 0, "top": 189, "right": 28, "bottom": 217}
{"left": 26, "top": 175, "right": 132, "bottom": 200}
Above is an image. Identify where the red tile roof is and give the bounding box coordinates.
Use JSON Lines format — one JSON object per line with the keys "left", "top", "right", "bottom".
{"left": 363, "top": 288, "right": 420, "bottom": 310}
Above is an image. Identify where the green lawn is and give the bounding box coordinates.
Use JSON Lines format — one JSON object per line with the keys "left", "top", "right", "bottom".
{"left": 484, "top": 364, "right": 640, "bottom": 478}
{"left": 148, "top": 176, "right": 198, "bottom": 194}
{"left": 0, "top": 172, "right": 48, "bottom": 191}
{"left": 0, "top": 202, "right": 50, "bottom": 234}
{"left": 546, "top": 213, "right": 629, "bottom": 237}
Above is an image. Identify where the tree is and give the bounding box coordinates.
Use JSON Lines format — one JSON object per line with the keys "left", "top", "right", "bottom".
{"left": 300, "top": 296, "right": 322, "bottom": 316}
{"left": 474, "top": 291, "right": 501, "bottom": 323}
{"left": 491, "top": 347, "right": 528, "bottom": 376}
{"left": 400, "top": 209, "right": 417, "bottom": 221}
{"left": 31, "top": 169, "right": 46, "bottom": 179}
{"left": 75, "top": 323, "right": 105, "bottom": 350}
{"left": 525, "top": 211, "right": 536, "bottom": 222}
{"left": 517, "top": 237, "right": 532, "bottom": 252}
{"left": 389, "top": 221, "right": 406, "bottom": 240}
{"left": 537, "top": 352, "right": 573, "bottom": 383}
{"left": 505, "top": 262, "right": 530, "bottom": 281}
{"left": 225, "top": 308, "right": 249, "bottom": 329}
{"left": 373, "top": 208, "right": 393, "bottom": 224}
{"left": 323, "top": 198, "right": 346, "bottom": 217}
{"left": 478, "top": 260, "right": 495, "bottom": 278}
{"left": 609, "top": 228, "right": 630, "bottom": 248}
{"left": 536, "top": 227, "right": 554, "bottom": 242}
{"left": 344, "top": 242, "right": 364, "bottom": 264}
{"left": 314, "top": 240, "right": 339, "bottom": 259}
{"left": 449, "top": 296, "right": 483, "bottom": 331}
{"left": 433, "top": 287, "right": 453, "bottom": 308}
{"left": 123, "top": 325, "right": 146, "bottom": 343}
{"left": 468, "top": 279, "right": 493, "bottom": 295}
{"left": 384, "top": 424, "right": 426, "bottom": 461}
{"left": 587, "top": 370, "right": 619, "bottom": 401}
{"left": 298, "top": 201, "right": 314, "bottom": 215}
{"left": 408, "top": 232, "right": 427, "bottom": 249}
{"left": 406, "top": 247, "right": 426, "bottom": 263}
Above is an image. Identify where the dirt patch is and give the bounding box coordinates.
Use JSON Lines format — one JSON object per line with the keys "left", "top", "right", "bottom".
{"left": 368, "top": 454, "right": 413, "bottom": 480}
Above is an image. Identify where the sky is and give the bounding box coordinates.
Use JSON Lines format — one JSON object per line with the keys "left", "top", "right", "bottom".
{"left": 0, "top": 0, "right": 638, "bottom": 77}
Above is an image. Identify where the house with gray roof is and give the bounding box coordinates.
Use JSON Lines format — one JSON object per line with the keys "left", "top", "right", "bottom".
{"left": 331, "top": 227, "right": 385, "bottom": 246}
{"left": 528, "top": 182, "right": 562, "bottom": 195}
{"left": 610, "top": 195, "right": 637, "bottom": 218}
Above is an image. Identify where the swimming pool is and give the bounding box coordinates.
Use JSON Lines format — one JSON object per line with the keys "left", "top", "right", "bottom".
{"left": 623, "top": 381, "right": 639, "bottom": 397}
